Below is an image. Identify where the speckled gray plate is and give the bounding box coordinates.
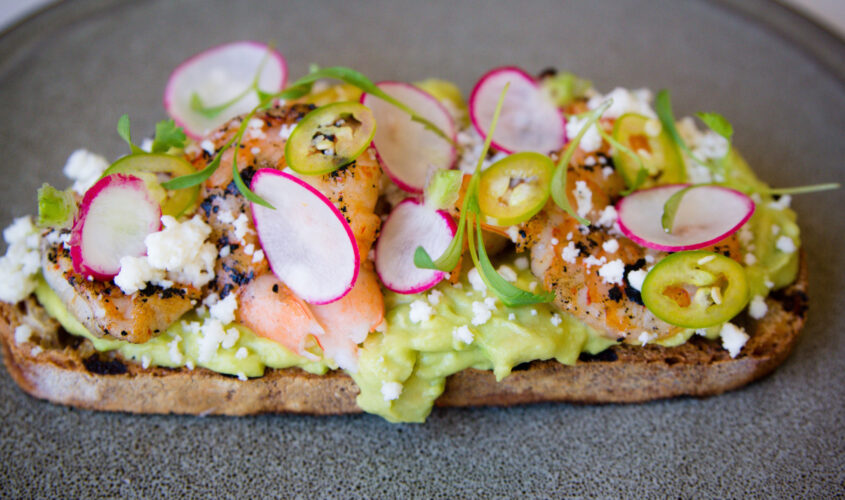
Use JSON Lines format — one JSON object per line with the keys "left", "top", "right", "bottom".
{"left": 1, "top": 0, "right": 843, "bottom": 497}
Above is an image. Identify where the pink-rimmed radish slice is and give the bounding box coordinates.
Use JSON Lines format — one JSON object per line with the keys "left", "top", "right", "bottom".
{"left": 164, "top": 41, "right": 287, "bottom": 139}
{"left": 362, "top": 81, "right": 457, "bottom": 193}
{"left": 374, "top": 198, "right": 456, "bottom": 294}
{"left": 616, "top": 184, "right": 755, "bottom": 252}
{"left": 70, "top": 174, "right": 161, "bottom": 280}
{"left": 250, "top": 168, "right": 359, "bottom": 304}
{"left": 469, "top": 67, "right": 566, "bottom": 154}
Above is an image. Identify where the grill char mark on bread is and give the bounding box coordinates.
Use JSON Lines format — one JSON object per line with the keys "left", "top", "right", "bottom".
{"left": 0, "top": 254, "right": 806, "bottom": 416}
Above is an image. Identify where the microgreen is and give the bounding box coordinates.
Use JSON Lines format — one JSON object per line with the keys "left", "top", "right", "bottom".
{"left": 413, "top": 83, "right": 551, "bottom": 306}
{"left": 36, "top": 183, "right": 77, "bottom": 229}
{"left": 150, "top": 119, "right": 187, "bottom": 153}
{"left": 759, "top": 183, "right": 840, "bottom": 196}
{"left": 289, "top": 67, "right": 457, "bottom": 147}
{"left": 655, "top": 90, "right": 708, "bottom": 167}
{"left": 696, "top": 111, "right": 733, "bottom": 142}
{"left": 660, "top": 185, "right": 695, "bottom": 233}
{"left": 189, "top": 46, "right": 274, "bottom": 119}
{"left": 467, "top": 209, "right": 553, "bottom": 307}
{"left": 414, "top": 83, "right": 507, "bottom": 272}
{"left": 597, "top": 126, "right": 646, "bottom": 195}
{"left": 550, "top": 100, "right": 612, "bottom": 226}
{"left": 117, "top": 114, "right": 144, "bottom": 154}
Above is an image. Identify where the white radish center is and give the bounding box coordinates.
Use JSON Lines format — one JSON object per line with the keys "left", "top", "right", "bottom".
{"left": 252, "top": 172, "right": 358, "bottom": 304}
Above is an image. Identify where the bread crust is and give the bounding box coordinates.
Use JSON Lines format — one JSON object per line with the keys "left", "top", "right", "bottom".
{"left": 0, "top": 255, "right": 807, "bottom": 416}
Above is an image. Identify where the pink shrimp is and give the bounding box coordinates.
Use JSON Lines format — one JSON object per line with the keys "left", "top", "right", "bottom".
{"left": 192, "top": 103, "right": 385, "bottom": 366}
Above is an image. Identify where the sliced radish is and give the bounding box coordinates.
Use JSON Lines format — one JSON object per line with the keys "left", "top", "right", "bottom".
{"left": 164, "top": 41, "right": 287, "bottom": 139}
{"left": 616, "top": 184, "right": 755, "bottom": 252}
{"left": 374, "top": 199, "right": 456, "bottom": 294}
{"left": 469, "top": 67, "right": 566, "bottom": 154}
{"left": 70, "top": 174, "right": 162, "bottom": 279}
{"left": 362, "top": 82, "right": 457, "bottom": 193}
{"left": 250, "top": 168, "right": 359, "bottom": 304}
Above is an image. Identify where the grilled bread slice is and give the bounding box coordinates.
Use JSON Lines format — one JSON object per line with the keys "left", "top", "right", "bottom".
{"left": 0, "top": 256, "right": 807, "bottom": 416}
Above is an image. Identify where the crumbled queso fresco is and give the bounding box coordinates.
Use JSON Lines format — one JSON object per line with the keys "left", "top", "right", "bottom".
{"left": 0, "top": 217, "right": 41, "bottom": 303}
{"left": 115, "top": 215, "right": 217, "bottom": 295}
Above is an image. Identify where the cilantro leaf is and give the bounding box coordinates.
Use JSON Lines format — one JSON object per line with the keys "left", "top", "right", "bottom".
{"left": 151, "top": 119, "right": 187, "bottom": 153}
{"left": 695, "top": 112, "right": 733, "bottom": 141}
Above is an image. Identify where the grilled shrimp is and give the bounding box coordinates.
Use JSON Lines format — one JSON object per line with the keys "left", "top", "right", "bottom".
{"left": 41, "top": 234, "right": 200, "bottom": 343}
{"left": 195, "top": 104, "right": 382, "bottom": 298}
{"left": 194, "top": 103, "right": 385, "bottom": 365}
{"left": 517, "top": 152, "right": 741, "bottom": 342}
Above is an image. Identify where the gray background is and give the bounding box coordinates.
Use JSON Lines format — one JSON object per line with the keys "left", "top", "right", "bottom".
{"left": 0, "top": 0, "right": 843, "bottom": 497}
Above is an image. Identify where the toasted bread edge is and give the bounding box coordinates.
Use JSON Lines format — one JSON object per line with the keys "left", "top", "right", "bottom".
{"left": 0, "top": 255, "right": 807, "bottom": 416}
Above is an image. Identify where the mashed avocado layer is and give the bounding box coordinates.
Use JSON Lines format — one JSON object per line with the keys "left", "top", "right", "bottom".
{"left": 352, "top": 262, "right": 615, "bottom": 422}
{"left": 34, "top": 278, "right": 330, "bottom": 377}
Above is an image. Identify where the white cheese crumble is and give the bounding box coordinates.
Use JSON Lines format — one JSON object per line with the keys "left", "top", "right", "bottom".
{"left": 626, "top": 269, "right": 648, "bottom": 292}
{"left": 235, "top": 347, "right": 248, "bottom": 360}
{"left": 505, "top": 226, "right": 521, "bottom": 243}
{"left": 196, "top": 319, "right": 240, "bottom": 363}
{"left": 508, "top": 313, "right": 516, "bottom": 321}
{"left": 514, "top": 257, "right": 529, "bottom": 270}
{"left": 769, "top": 195, "right": 792, "bottom": 210}
{"left": 219, "top": 245, "right": 231, "bottom": 258}
{"left": 168, "top": 336, "right": 183, "bottom": 364}
{"left": 748, "top": 295, "right": 768, "bottom": 320}
{"left": 30, "top": 346, "right": 43, "bottom": 356}
{"left": 497, "top": 265, "right": 518, "bottom": 283}
{"left": 206, "top": 292, "right": 238, "bottom": 325}
{"left": 381, "top": 381, "right": 403, "bottom": 402}
{"left": 14, "top": 324, "right": 33, "bottom": 344}
{"left": 467, "top": 267, "right": 487, "bottom": 292}
{"left": 598, "top": 259, "right": 625, "bottom": 285}
{"left": 0, "top": 217, "right": 42, "bottom": 303}
{"left": 602, "top": 166, "right": 614, "bottom": 179}
{"left": 565, "top": 115, "right": 602, "bottom": 153}
{"left": 63, "top": 149, "right": 109, "bottom": 194}
{"left": 602, "top": 239, "right": 619, "bottom": 254}
{"left": 252, "top": 249, "right": 264, "bottom": 264}
{"left": 743, "top": 253, "right": 758, "bottom": 266}
{"left": 583, "top": 255, "right": 606, "bottom": 268}
{"left": 550, "top": 314, "right": 562, "bottom": 327}
{"left": 453, "top": 325, "right": 474, "bottom": 345}
{"left": 596, "top": 205, "right": 618, "bottom": 228}
{"left": 471, "top": 301, "right": 493, "bottom": 326}
{"left": 278, "top": 123, "right": 296, "bottom": 140}
{"left": 141, "top": 355, "right": 151, "bottom": 369}
{"left": 114, "top": 256, "right": 168, "bottom": 295}
{"left": 243, "top": 243, "right": 255, "bottom": 255}
{"left": 588, "top": 87, "right": 656, "bottom": 119}
{"left": 574, "top": 181, "right": 593, "bottom": 218}
{"left": 720, "top": 322, "right": 749, "bottom": 358}
{"left": 457, "top": 127, "right": 509, "bottom": 174}
{"left": 245, "top": 118, "right": 266, "bottom": 140}
{"left": 144, "top": 215, "right": 217, "bottom": 288}
{"left": 427, "top": 289, "right": 443, "bottom": 306}
{"left": 237, "top": 372, "right": 248, "bottom": 381}
{"left": 776, "top": 235, "right": 796, "bottom": 254}
{"left": 232, "top": 213, "right": 252, "bottom": 244}
{"left": 408, "top": 299, "right": 434, "bottom": 324}
{"left": 561, "top": 241, "right": 580, "bottom": 264}
{"left": 638, "top": 331, "right": 657, "bottom": 345}
{"left": 200, "top": 140, "right": 216, "bottom": 154}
